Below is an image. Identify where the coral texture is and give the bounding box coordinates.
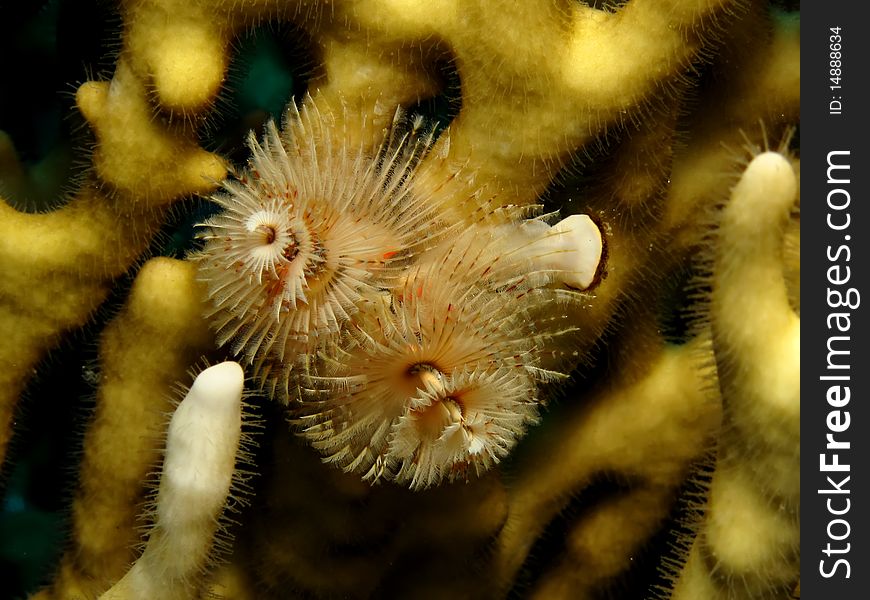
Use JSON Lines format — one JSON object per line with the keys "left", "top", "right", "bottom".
{"left": 0, "top": 0, "right": 799, "bottom": 598}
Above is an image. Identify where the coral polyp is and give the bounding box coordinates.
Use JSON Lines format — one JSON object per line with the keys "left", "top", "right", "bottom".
{"left": 193, "top": 99, "right": 449, "bottom": 395}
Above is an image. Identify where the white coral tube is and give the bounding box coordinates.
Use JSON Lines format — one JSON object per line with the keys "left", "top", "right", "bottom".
{"left": 100, "top": 361, "right": 245, "bottom": 600}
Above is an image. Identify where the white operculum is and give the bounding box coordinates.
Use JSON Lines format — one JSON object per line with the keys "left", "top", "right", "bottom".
{"left": 509, "top": 214, "right": 603, "bottom": 290}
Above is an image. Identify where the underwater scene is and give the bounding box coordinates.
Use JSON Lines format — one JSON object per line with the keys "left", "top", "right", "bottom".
{"left": 0, "top": 0, "right": 799, "bottom": 598}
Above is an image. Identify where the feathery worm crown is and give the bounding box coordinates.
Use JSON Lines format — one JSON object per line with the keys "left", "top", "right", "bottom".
{"left": 293, "top": 226, "right": 577, "bottom": 489}
{"left": 194, "top": 97, "right": 595, "bottom": 489}
{"left": 193, "top": 98, "right": 452, "bottom": 395}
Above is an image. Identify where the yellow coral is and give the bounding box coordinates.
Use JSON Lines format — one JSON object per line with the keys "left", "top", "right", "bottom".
{"left": 669, "top": 151, "right": 800, "bottom": 599}
{"left": 0, "top": 0, "right": 799, "bottom": 598}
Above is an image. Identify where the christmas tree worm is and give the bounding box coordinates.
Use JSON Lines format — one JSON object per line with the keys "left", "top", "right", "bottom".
{"left": 0, "top": 0, "right": 799, "bottom": 597}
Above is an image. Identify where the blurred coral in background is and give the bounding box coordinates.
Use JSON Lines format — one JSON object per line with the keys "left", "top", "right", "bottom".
{"left": 0, "top": 0, "right": 799, "bottom": 598}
